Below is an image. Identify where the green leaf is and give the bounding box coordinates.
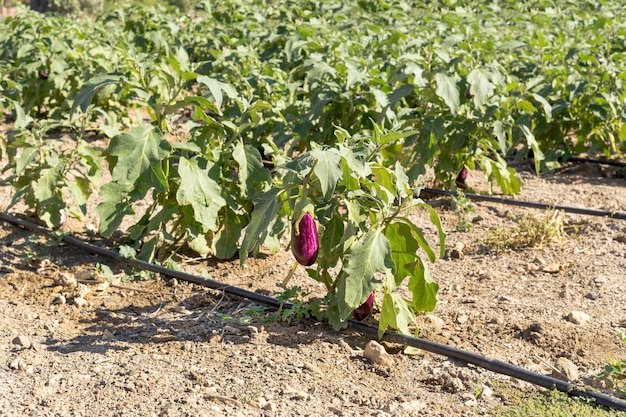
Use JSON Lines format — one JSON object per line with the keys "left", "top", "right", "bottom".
{"left": 239, "top": 187, "right": 282, "bottom": 265}
{"left": 176, "top": 156, "right": 227, "bottom": 232}
{"left": 388, "top": 84, "right": 415, "bottom": 109}
{"left": 519, "top": 124, "right": 545, "bottom": 174}
{"left": 378, "top": 292, "right": 414, "bottom": 338}
{"left": 65, "top": 177, "right": 89, "bottom": 214}
{"left": 138, "top": 236, "right": 159, "bottom": 263}
{"left": 338, "top": 228, "right": 392, "bottom": 320}
{"left": 407, "top": 259, "right": 438, "bottom": 312}
{"left": 12, "top": 101, "right": 33, "bottom": 130}
{"left": 15, "top": 147, "right": 38, "bottom": 175}
{"left": 531, "top": 93, "right": 553, "bottom": 123}
{"left": 417, "top": 202, "right": 446, "bottom": 259}
{"left": 310, "top": 147, "right": 342, "bottom": 198}
{"left": 213, "top": 207, "right": 242, "bottom": 259}
{"left": 317, "top": 213, "right": 345, "bottom": 269}
{"left": 384, "top": 221, "right": 419, "bottom": 290}
{"left": 34, "top": 163, "right": 63, "bottom": 203}
{"left": 467, "top": 68, "right": 495, "bottom": 107}
{"left": 435, "top": 73, "right": 460, "bottom": 114}
{"left": 96, "top": 182, "right": 135, "bottom": 237}
{"left": 338, "top": 144, "right": 370, "bottom": 178}
{"left": 369, "top": 165, "right": 395, "bottom": 205}
{"left": 70, "top": 74, "right": 126, "bottom": 121}
{"left": 516, "top": 99, "right": 537, "bottom": 113}
{"left": 187, "top": 229, "right": 210, "bottom": 257}
{"left": 196, "top": 75, "right": 239, "bottom": 110}
{"left": 232, "top": 141, "right": 271, "bottom": 198}
{"left": 107, "top": 126, "right": 170, "bottom": 195}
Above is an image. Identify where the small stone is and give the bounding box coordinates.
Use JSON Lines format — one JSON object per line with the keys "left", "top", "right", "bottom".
{"left": 479, "top": 384, "right": 494, "bottom": 401}
{"left": 499, "top": 295, "right": 519, "bottom": 304}
{"left": 102, "top": 329, "right": 115, "bottom": 340}
{"left": 449, "top": 242, "right": 465, "bottom": 260}
{"left": 9, "top": 358, "right": 22, "bottom": 370}
{"left": 94, "top": 281, "right": 110, "bottom": 292}
{"left": 593, "top": 276, "right": 607, "bottom": 285}
{"left": 57, "top": 273, "right": 77, "bottom": 288}
{"left": 262, "top": 400, "right": 276, "bottom": 412}
{"left": 399, "top": 400, "right": 425, "bottom": 412}
{"left": 209, "top": 334, "right": 222, "bottom": 344}
{"left": 363, "top": 340, "right": 394, "bottom": 367}
{"left": 456, "top": 314, "right": 469, "bottom": 325}
{"left": 52, "top": 294, "right": 66, "bottom": 305}
{"left": 223, "top": 326, "right": 241, "bottom": 335}
{"left": 73, "top": 297, "right": 88, "bottom": 308}
{"left": 256, "top": 396, "right": 267, "bottom": 409}
{"left": 75, "top": 283, "right": 90, "bottom": 299}
{"left": 567, "top": 311, "right": 590, "bottom": 325}
{"left": 542, "top": 263, "right": 561, "bottom": 273}
{"left": 528, "top": 323, "right": 545, "bottom": 334}
{"left": 552, "top": 357, "right": 579, "bottom": 382}
{"left": 284, "top": 387, "right": 309, "bottom": 400}
{"left": 303, "top": 362, "right": 322, "bottom": 374}
{"left": 337, "top": 339, "right": 353, "bottom": 354}
{"left": 12, "top": 335, "right": 31, "bottom": 348}
{"left": 423, "top": 314, "right": 445, "bottom": 333}
{"left": 585, "top": 292, "right": 598, "bottom": 300}
{"left": 526, "top": 263, "right": 539, "bottom": 272}
{"left": 328, "top": 406, "right": 344, "bottom": 416}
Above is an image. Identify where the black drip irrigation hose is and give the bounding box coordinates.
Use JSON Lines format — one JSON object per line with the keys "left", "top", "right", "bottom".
{"left": 1, "top": 213, "right": 626, "bottom": 411}
{"left": 566, "top": 156, "right": 626, "bottom": 168}
{"left": 421, "top": 188, "right": 626, "bottom": 220}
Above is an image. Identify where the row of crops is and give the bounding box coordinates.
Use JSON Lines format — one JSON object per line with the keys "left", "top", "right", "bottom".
{"left": 0, "top": 0, "right": 625, "bottom": 333}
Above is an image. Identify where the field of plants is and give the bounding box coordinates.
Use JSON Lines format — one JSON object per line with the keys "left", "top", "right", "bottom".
{"left": 0, "top": 2, "right": 625, "bottom": 415}
{"left": 1, "top": 0, "right": 625, "bottom": 333}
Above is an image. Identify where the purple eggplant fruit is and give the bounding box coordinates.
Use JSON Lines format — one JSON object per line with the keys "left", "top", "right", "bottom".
{"left": 455, "top": 167, "right": 468, "bottom": 189}
{"left": 291, "top": 212, "right": 319, "bottom": 266}
{"left": 353, "top": 292, "right": 374, "bottom": 321}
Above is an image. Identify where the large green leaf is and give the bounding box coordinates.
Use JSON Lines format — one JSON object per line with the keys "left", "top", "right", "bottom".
{"left": 417, "top": 202, "right": 446, "bottom": 259}
{"left": 435, "top": 72, "right": 460, "bottom": 114}
{"left": 384, "top": 221, "right": 419, "bottom": 290}
{"left": 34, "top": 162, "right": 63, "bottom": 203}
{"left": 317, "top": 213, "right": 345, "bottom": 269}
{"left": 467, "top": 68, "right": 495, "bottom": 108}
{"left": 232, "top": 141, "right": 270, "bottom": 198}
{"left": 12, "top": 101, "right": 33, "bottom": 130}
{"left": 337, "top": 228, "right": 392, "bottom": 320}
{"left": 239, "top": 187, "right": 283, "bottom": 265}
{"left": 176, "top": 156, "right": 227, "bottom": 232}
{"left": 407, "top": 259, "right": 438, "bottom": 312}
{"left": 378, "top": 292, "right": 414, "bottom": 338}
{"left": 196, "top": 75, "right": 238, "bottom": 110}
{"left": 70, "top": 74, "right": 126, "bottom": 120}
{"left": 15, "top": 147, "right": 38, "bottom": 176}
{"left": 310, "top": 147, "right": 342, "bottom": 199}
{"left": 96, "top": 182, "right": 135, "bottom": 237}
{"left": 107, "top": 126, "right": 170, "bottom": 195}
{"left": 213, "top": 207, "right": 242, "bottom": 259}
{"left": 519, "top": 124, "right": 545, "bottom": 174}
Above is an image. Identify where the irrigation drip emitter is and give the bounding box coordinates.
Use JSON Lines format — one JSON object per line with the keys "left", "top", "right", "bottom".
{"left": 1, "top": 211, "right": 626, "bottom": 412}
{"left": 421, "top": 188, "right": 626, "bottom": 220}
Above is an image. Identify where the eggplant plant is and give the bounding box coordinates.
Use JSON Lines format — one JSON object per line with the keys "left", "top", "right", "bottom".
{"left": 241, "top": 122, "right": 445, "bottom": 336}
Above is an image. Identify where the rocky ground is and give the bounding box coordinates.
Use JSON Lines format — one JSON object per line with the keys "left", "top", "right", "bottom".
{"left": 0, "top": 161, "right": 625, "bottom": 417}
